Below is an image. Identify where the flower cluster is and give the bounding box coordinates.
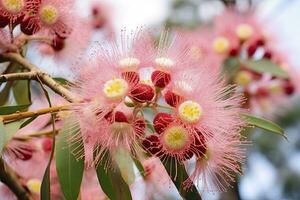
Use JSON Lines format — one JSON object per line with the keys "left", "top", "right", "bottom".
{"left": 178, "top": 9, "right": 298, "bottom": 117}
{"left": 69, "top": 29, "right": 247, "bottom": 191}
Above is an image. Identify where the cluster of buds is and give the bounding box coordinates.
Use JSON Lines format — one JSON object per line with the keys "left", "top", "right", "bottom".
{"left": 183, "top": 9, "right": 298, "bottom": 116}
{"left": 69, "top": 29, "right": 246, "bottom": 191}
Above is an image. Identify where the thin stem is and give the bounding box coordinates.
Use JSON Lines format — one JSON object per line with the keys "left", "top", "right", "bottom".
{"left": 1, "top": 52, "right": 80, "bottom": 103}
{"left": 0, "top": 105, "right": 70, "bottom": 123}
{"left": 0, "top": 157, "right": 33, "bottom": 200}
{"left": 0, "top": 72, "right": 37, "bottom": 83}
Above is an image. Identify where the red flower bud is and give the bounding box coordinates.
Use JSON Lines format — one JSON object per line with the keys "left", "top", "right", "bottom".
{"left": 105, "top": 111, "right": 128, "bottom": 123}
{"left": 164, "top": 90, "right": 183, "bottom": 107}
{"left": 142, "top": 135, "right": 162, "bottom": 156}
{"left": 0, "top": 15, "right": 9, "bottom": 28}
{"left": 52, "top": 36, "right": 65, "bottom": 51}
{"left": 130, "top": 83, "right": 155, "bottom": 103}
{"left": 151, "top": 70, "right": 171, "bottom": 88}
{"left": 21, "top": 17, "right": 40, "bottom": 35}
{"left": 284, "top": 80, "right": 295, "bottom": 96}
{"left": 247, "top": 44, "right": 257, "bottom": 57}
{"left": 153, "top": 112, "right": 173, "bottom": 134}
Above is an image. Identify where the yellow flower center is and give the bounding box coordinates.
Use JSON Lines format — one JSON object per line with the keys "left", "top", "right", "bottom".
{"left": 2, "top": 0, "right": 24, "bottom": 13}
{"left": 178, "top": 100, "right": 203, "bottom": 123}
{"left": 103, "top": 78, "right": 128, "bottom": 101}
{"left": 26, "top": 179, "right": 41, "bottom": 194}
{"left": 234, "top": 71, "right": 252, "bottom": 86}
{"left": 155, "top": 57, "right": 175, "bottom": 71}
{"left": 40, "top": 5, "right": 59, "bottom": 25}
{"left": 212, "top": 37, "right": 230, "bottom": 54}
{"left": 118, "top": 57, "right": 140, "bottom": 71}
{"left": 163, "top": 125, "right": 189, "bottom": 151}
{"left": 236, "top": 24, "right": 253, "bottom": 40}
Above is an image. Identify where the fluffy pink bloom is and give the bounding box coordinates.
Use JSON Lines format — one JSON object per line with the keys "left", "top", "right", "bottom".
{"left": 213, "top": 8, "right": 262, "bottom": 49}
{"left": 21, "top": 0, "right": 75, "bottom": 37}
{"left": 0, "top": 0, "right": 37, "bottom": 27}
{"left": 185, "top": 133, "right": 246, "bottom": 192}
{"left": 167, "top": 67, "right": 245, "bottom": 137}
{"left": 145, "top": 31, "right": 198, "bottom": 89}
{"left": 38, "top": 16, "right": 92, "bottom": 64}
{"left": 143, "top": 66, "right": 246, "bottom": 177}
{"left": 175, "top": 28, "right": 224, "bottom": 72}
{"left": 69, "top": 29, "right": 152, "bottom": 165}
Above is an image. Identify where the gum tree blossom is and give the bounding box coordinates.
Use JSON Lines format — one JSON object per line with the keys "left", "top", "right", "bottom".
{"left": 21, "top": 0, "right": 75, "bottom": 37}
{"left": 69, "top": 30, "right": 153, "bottom": 166}
{"left": 0, "top": 0, "right": 38, "bottom": 27}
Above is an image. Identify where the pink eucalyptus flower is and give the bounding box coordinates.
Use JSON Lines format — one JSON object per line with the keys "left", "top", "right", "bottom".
{"left": 21, "top": 0, "right": 75, "bottom": 37}
{"left": 143, "top": 67, "right": 246, "bottom": 179}
{"left": 38, "top": 16, "right": 92, "bottom": 65}
{"left": 185, "top": 133, "right": 246, "bottom": 192}
{"left": 0, "top": 0, "right": 38, "bottom": 27}
{"left": 69, "top": 30, "right": 151, "bottom": 165}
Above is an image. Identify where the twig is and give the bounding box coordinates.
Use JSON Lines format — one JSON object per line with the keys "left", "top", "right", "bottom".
{"left": 0, "top": 105, "right": 70, "bottom": 123}
{"left": 0, "top": 72, "right": 37, "bottom": 82}
{"left": 1, "top": 52, "right": 80, "bottom": 103}
{"left": 0, "top": 157, "right": 33, "bottom": 200}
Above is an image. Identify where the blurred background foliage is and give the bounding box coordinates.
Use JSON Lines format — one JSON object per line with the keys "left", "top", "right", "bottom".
{"left": 163, "top": 0, "right": 300, "bottom": 199}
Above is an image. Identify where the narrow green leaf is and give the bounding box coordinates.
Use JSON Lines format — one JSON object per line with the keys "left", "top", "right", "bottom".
{"left": 53, "top": 77, "right": 72, "bottom": 86}
{"left": 0, "top": 120, "right": 21, "bottom": 153}
{"left": 13, "top": 80, "right": 31, "bottom": 105}
{"left": 163, "top": 158, "right": 202, "bottom": 200}
{"left": 223, "top": 56, "right": 240, "bottom": 79}
{"left": 114, "top": 148, "right": 135, "bottom": 184}
{"left": 133, "top": 158, "right": 145, "bottom": 178}
{"left": 20, "top": 116, "right": 38, "bottom": 129}
{"left": 41, "top": 166, "right": 51, "bottom": 200}
{"left": 95, "top": 152, "right": 132, "bottom": 200}
{"left": 243, "top": 59, "right": 289, "bottom": 78}
{"left": 55, "top": 116, "right": 84, "bottom": 200}
{"left": 241, "top": 113, "right": 286, "bottom": 139}
{"left": 0, "top": 82, "right": 12, "bottom": 106}
{"left": 0, "top": 104, "right": 31, "bottom": 115}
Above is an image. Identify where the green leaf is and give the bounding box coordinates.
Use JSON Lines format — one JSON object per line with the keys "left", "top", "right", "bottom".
{"left": 223, "top": 56, "right": 240, "bottom": 79}
{"left": 163, "top": 157, "right": 202, "bottom": 200}
{"left": 53, "top": 77, "right": 72, "bottom": 86}
{"left": 243, "top": 59, "right": 289, "bottom": 78}
{"left": 95, "top": 152, "right": 132, "bottom": 200}
{"left": 114, "top": 148, "right": 135, "bottom": 184}
{"left": 0, "top": 120, "right": 21, "bottom": 153}
{"left": 0, "top": 104, "right": 31, "bottom": 115}
{"left": 41, "top": 165, "right": 51, "bottom": 200}
{"left": 13, "top": 80, "right": 31, "bottom": 106}
{"left": 241, "top": 113, "right": 286, "bottom": 139}
{"left": 20, "top": 116, "right": 38, "bottom": 129}
{"left": 133, "top": 158, "right": 145, "bottom": 178}
{"left": 0, "top": 82, "right": 12, "bottom": 106}
{"left": 55, "top": 116, "right": 84, "bottom": 200}
{"left": 41, "top": 115, "right": 56, "bottom": 200}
